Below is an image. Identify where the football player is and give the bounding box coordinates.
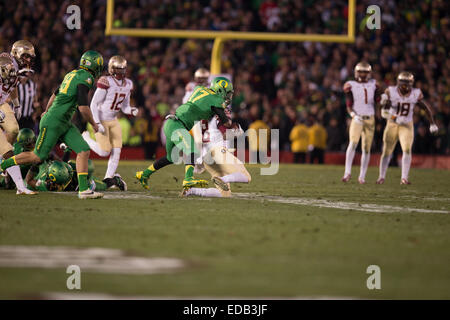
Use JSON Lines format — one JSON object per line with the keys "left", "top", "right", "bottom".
{"left": 182, "top": 68, "right": 210, "bottom": 104}
{"left": 26, "top": 160, "right": 73, "bottom": 192}
{"left": 1, "top": 50, "right": 104, "bottom": 199}
{"left": 136, "top": 77, "right": 234, "bottom": 190}
{"left": 0, "top": 57, "right": 36, "bottom": 194}
{"left": 342, "top": 62, "right": 382, "bottom": 184}
{"left": 81, "top": 55, "right": 137, "bottom": 189}
{"left": 182, "top": 106, "right": 251, "bottom": 197}
{"left": 0, "top": 40, "right": 36, "bottom": 144}
{"left": 376, "top": 72, "right": 438, "bottom": 185}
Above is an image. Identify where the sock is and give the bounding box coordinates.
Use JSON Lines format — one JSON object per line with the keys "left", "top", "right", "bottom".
{"left": 359, "top": 152, "right": 370, "bottom": 180}
{"left": 105, "top": 148, "right": 121, "bottom": 179}
{"left": 344, "top": 142, "right": 356, "bottom": 176}
{"left": 1, "top": 156, "right": 16, "bottom": 171}
{"left": 379, "top": 155, "right": 390, "bottom": 179}
{"left": 187, "top": 187, "right": 222, "bottom": 197}
{"left": 143, "top": 156, "right": 172, "bottom": 178}
{"left": 401, "top": 153, "right": 412, "bottom": 180}
{"left": 185, "top": 165, "right": 194, "bottom": 180}
{"left": 83, "top": 134, "right": 110, "bottom": 157}
{"left": 6, "top": 165, "right": 26, "bottom": 190}
{"left": 78, "top": 172, "right": 89, "bottom": 192}
{"left": 221, "top": 172, "right": 249, "bottom": 183}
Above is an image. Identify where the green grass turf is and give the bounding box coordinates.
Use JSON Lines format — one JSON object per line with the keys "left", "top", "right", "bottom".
{"left": 1, "top": 161, "right": 449, "bottom": 299}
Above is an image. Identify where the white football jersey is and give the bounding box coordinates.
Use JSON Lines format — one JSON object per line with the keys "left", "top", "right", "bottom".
{"left": 344, "top": 79, "right": 377, "bottom": 116}
{"left": 387, "top": 86, "right": 422, "bottom": 124}
{"left": 0, "top": 53, "right": 19, "bottom": 104}
{"left": 95, "top": 75, "right": 133, "bottom": 121}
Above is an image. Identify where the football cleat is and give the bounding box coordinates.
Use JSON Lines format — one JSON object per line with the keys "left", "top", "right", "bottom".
{"left": 358, "top": 178, "right": 365, "bottom": 184}
{"left": 135, "top": 171, "right": 149, "bottom": 189}
{"left": 16, "top": 188, "right": 38, "bottom": 195}
{"left": 376, "top": 178, "right": 385, "bottom": 184}
{"left": 114, "top": 174, "right": 127, "bottom": 191}
{"left": 212, "top": 176, "right": 229, "bottom": 191}
{"left": 78, "top": 189, "right": 103, "bottom": 199}
{"left": 182, "top": 177, "right": 208, "bottom": 188}
{"left": 341, "top": 174, "right": 351, "bottom": 182}
{"left": 400, "top": 178, "right": 411, "bottom": 185}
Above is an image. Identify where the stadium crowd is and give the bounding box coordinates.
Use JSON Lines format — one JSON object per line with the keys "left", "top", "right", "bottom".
{"left": 0, "top": 0, "right": 448, "bottom": 160}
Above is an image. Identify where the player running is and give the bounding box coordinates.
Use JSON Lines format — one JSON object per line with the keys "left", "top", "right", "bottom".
{"left": 342, "top": 62, "right": 382, "bottom": 184}
{"left": 0, "top": 57, "right": 36, "bottom": 194}
{"left": 182, "top": 68, "right": 210, "bottom": 104}
{"left": 376, "top": 72, "right": 438, "bottom": 185}
{"left": 1, "top": 50, "right": 105, "bottom": 199}
{"left": 136, "top": 76, "right": 234, "bottom": 190}
{"left": 182, "top": 106, "right": 251, "bottom": 197}
{"left": 81, "top": 55, "right": 137, "bottom": 189}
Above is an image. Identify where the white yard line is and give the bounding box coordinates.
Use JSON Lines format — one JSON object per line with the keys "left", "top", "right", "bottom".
{"left": 0, "top": 246, "right": 184, "bottom": 275}
{"left": 39, "top": 292, "right": 360, "bottom": 300}
{"left": 54, "top": 191, "right": 450, "bottom": 214}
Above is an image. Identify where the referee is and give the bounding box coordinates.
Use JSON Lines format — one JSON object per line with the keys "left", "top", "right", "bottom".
{"left": 17, "top": 76, "right": 38, "bottom": 130}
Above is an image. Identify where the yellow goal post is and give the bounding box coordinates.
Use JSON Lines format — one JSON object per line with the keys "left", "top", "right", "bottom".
{"left": 105, "top": 0, "right": 355, "bottom": 74}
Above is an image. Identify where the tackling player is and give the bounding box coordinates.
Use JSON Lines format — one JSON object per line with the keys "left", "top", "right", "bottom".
{"left": 182, "top": 68, "right": 210, "bottom": 104}
{"left": 342, "top": 62, "right": 382, "bottom": 184}
{"left": 1, "top": 50, "right": 105, "bottom": 199}
{"left": 376, "top": 72, "right": 438, "bottom": 185}
{"left": 81, "top": 55, "right": 137, "bottom": 189}
{"left": 183, "top": 106, "right": 251, "bottom": 197}
{"left": 0, "top": 57, "right": 36, "bottom": 194}
{"left": 136, "top": 77, "right": 234, "bottom": 190}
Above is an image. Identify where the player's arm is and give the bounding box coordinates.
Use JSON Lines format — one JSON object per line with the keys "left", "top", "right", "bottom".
{"left": 41, "top": 86, "right": 59, "bottom": 117}
{"left": 416, "top": 95, "right": 438, "bottom": 133}
{"left": 212, "top": 106, "right": 232, "bottom": 128}
{"left": 77, "top": 83, "right": 98, "bottom": 132}
{"left": 343, "top": 82, "right": 356, "bottom": 118}
{"left": 25, "top": 165, "right": 40, "bottom": 190}
{"left": 380, "top": 88, "right": 391, "bottom": 119}
{"left": 10, "top": 88, "right": 22, "bottom": 119}
{"left": 120, "top": 82, "right": 138, "bottom": 116}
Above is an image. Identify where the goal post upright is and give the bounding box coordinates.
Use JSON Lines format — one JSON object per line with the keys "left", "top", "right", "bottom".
{"left": 105, "top": 0, "right": 356, "bottom": 73}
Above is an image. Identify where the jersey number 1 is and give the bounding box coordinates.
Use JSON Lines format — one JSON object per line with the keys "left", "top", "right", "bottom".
{"left": 110, "top": 93, "right": 126, "bottom": 111}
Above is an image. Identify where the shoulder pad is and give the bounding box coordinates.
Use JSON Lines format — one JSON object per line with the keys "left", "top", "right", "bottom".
{"left": 97, "top": 76, "right": 110, "bottom": 89}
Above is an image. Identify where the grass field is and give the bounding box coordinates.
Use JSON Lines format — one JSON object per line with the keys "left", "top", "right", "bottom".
{"left": 1, "top": 161, "right": 450, "bottom": 299}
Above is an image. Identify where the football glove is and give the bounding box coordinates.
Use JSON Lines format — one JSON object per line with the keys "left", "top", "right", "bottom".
{"left": 14, "top": 106, "right": 22, "bottom": 120}
{"left": 97, "top": 123, "right": 106, "bottom": 134}
{"left": 131, "top": 107, "right": 138, "bottom": 117}
{"left": 381, "top": 109, "right": 390, "bottom": 119}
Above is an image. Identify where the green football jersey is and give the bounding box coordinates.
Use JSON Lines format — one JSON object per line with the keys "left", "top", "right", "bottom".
{"left": 175, "top": 85, "right": 225, "bottom": 130}
{"left": 46, "top": 68, "right": 94, "bottom": 123}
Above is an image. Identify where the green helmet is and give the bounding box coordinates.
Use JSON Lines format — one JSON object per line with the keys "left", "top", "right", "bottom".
{"left": 16, "top": 128, "right": 36, "bottom": 150}
{"left": 47, "top": 161, "right": 72, "bottom": 188}
{"left": 79, "top": 50, "right": 104, "bottom": 78}
{"left": 67, "top": 159, "right": 94, "bottom": 178}
{"left": 209, "top": 77, "right": 234, "bottom": 105}
{"left": 63, "top": 162, "right": 74, "bottom": 180}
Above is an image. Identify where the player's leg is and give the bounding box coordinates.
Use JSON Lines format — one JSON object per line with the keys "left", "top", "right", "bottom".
{"left": 0, "top": 103, "right": 20, "bottom": 144}
{"left": 358, "top": 117, "right": 375, "bottom": 184}
{"left": 209, "top": 146, "right": 251, "bottom": 188}
{"left": 104, "top": 119, "right": 122, "bottom": 180}
{"left": 0, "top": 131, "right": 36, "bottom": 194}
{"left": 343, "top": 118, "right": 362, "bottom": 181}
{"left": 82, "top": 122, "right": 111, "bottom": 157}
{"left": 399, "top": 122, "right": 414, "bottom": 184}
{"left": 377, "top": 121, "right": 398, "bottom": 184}
{"left": 63, "top": 124, "right": 103, "bottom": 199}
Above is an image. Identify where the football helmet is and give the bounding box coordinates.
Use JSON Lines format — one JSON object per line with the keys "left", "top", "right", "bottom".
{"left": 16, "top": 128, "right": 36, "bottom": 151}
{"left": 210, "top": 76, "right": 234, "bottom": 105}
{"left": 0, "top": 56, "right": 18, "bottom": 85}
{"left": 11, "top": 40, "right": 35, "bottom": 70}
{"left": 108, "top": 55, "right": 127, "bottom": 80}
{"left": 397, "top": 72, "right": 414, "bottom": 95}
{"left": 79, "top": 50, "right": 104, "bottom": 78}
{"left": 47, "top": 161, "right": 72, "bottom": 190}
{"left": 194, "top": 68, "right": 210, "bottom": 86}
{"left": 354, "top": 62, "right": 372, "bottom": 82}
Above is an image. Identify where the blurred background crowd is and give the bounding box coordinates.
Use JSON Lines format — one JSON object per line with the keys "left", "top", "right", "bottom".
{"left": 0, "top": 0, "right": 448, "bottom": 161}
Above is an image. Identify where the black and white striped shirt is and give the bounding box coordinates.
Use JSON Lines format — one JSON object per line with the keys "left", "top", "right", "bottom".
{"left": 17, "top": 79, "right": 37, "bottom": 119}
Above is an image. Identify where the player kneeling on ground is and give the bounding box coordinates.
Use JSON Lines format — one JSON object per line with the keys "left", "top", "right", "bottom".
{"left": 377, "top": 72, "right": 438, "bottom": 185}
{"left": 1, "top": 51, "right": 104, "bottom": 199}
{"left": 182, "top": 106, "right": 251, "bottom": 197}
{"left": 81, "top": 55, "right": 136, "bottom": 190}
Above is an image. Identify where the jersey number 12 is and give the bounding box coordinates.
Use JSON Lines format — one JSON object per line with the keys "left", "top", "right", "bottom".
{"left": 110, "top": 93, "right": 126, "bottom": 111}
